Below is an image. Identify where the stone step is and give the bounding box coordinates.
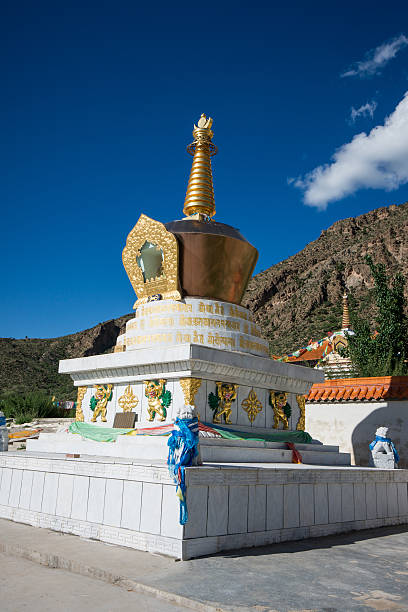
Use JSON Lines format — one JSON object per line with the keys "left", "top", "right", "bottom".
{"left": 199, "top": 437, "right": 341, "bottom": 453}
{"left": 200, "top": 442, "right": 351, "bottom": 465}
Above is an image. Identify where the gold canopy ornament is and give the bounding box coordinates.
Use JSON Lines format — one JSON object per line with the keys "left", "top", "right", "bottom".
{"left": 183, "top": 113, "right": 218, "bottom": 218}
{"left": 122, "top": 214, "right": 182, "bottom": 308}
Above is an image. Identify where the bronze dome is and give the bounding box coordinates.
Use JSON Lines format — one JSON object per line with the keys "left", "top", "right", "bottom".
{"left": 165, "top": 218, "right": 258, "bottom": 305}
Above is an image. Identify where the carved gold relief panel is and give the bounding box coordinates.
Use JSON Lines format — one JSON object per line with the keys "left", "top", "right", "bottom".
{"left": 90, "top": 384, "right": 113, "bottom": 423}
{"left": 208, "top": 382, "right": 238, "bottom": 424}
{"left": 269, "top": 390, "right": 290, "bottom": 430}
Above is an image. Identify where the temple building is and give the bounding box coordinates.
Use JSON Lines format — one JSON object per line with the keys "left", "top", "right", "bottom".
{"left": 275, "top": 294, "right": 354, "bottom": 379}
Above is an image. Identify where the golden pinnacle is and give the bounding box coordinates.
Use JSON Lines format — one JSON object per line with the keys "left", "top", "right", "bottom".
{"left": 342, "top": 293, "right": 351, "bottom": 330}
{"left": 183, "top": 113, "right": 218, "bottom": 218}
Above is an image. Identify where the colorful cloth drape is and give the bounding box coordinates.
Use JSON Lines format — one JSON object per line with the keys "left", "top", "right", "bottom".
{"left": 204, "top": 423, "right": 312, "bottom": 444}
{"left": 69, "top": 420, "right": 313, "bottom": 444}
{"left": 274, "top": 331, "right": 345, "bottom": 362}
{"left": 286, "top": 442, "right": 302, "bottom": 463}
{"left": 68, "top": 421, "right": 133, "bottom": 442}
{"left": 167, "top": 417, "right": 199, "bottom": 525}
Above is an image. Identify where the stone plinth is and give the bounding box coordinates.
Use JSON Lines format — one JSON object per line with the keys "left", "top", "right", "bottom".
{"left": 1, "top": 451, "right": 407, "bottom": 560}
{"left": 371, "top": 452, "right": 396, "bottom": 469}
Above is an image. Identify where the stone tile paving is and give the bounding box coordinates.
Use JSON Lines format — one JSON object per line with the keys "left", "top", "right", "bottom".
{"left": 141, "top": 526, "right": 408, "bottom": 611}
{"left": 1, "top": 518, "right": 408, "bottom": 611}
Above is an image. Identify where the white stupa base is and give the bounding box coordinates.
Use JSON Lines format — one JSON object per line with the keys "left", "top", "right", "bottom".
{"left": 57, "top": 342, "right": 322, "bottom": 430}
{"left": 1, "top": 451, "right": 407, "bottom": 560}
{"left": 5, "top": 338, "right": 389, "bottom": 560}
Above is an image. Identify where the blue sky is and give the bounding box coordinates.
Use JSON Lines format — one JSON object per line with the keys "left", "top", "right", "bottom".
{"left": 2, "top": 0, "right": 408, "bottom": 338}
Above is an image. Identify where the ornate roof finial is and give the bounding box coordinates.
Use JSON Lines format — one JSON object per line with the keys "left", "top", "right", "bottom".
{"left": 183, "top": 113, "right": 218, "bottom": 218}
{"left": 342, "top": 293, "right": 351, "bottom": 330}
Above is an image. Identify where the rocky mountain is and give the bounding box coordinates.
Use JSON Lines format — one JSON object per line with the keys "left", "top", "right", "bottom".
{"left": 0, "top": 315, "right": 133, "bottom": 399}
{"left": 2, "top": 201, "right": 407, "bottom": 399}
{"left": 242, "top": 201, "right": 408, "bottom": 355}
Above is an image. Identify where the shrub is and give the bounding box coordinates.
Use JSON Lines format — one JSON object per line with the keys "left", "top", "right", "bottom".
{"left": 0, "top": 391, "right": 73, "bottom": 424}
{"left": 342, "top": 255, "right": 408, "bottom": 377}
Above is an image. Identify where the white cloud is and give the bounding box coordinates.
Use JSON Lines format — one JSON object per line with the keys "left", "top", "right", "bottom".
{"left": 350, "top": 101, "right": 377, "bottom": 122}
{"left": 341, "top": 35, "right": 408, "bottom": 78}
{"left": 294, "top": 91, "right": 408, "bottom": 209}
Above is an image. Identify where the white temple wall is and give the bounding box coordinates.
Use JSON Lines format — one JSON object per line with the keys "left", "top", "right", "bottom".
{"left": 306, "top": 400, "right": 408, "bottom": 468}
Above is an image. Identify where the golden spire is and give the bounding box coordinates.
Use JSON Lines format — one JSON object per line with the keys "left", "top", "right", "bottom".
{"left": 342, "top": 293, "right": 351, "bottom": 330}
{"left": 183, "top": 113, "right": 218, "bottom": 218}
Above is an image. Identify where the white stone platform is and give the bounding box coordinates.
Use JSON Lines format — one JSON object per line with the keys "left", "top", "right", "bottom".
{"left": 1, "top": 451, "right": 407, "bottom": 560}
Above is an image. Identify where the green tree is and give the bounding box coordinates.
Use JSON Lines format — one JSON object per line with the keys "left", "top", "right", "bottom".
{"left": 344, "top": 256, "right": 408, "bottom": 377}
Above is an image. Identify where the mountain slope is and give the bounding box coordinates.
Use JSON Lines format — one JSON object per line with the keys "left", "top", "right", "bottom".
{"left": 242, "top": 201, "right": 408, "bottom": 355}
{"left": 0, "top": 315, "right": 133, "bottom": 399}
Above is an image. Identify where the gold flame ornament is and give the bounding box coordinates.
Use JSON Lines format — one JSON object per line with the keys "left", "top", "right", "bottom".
{"left": 122, "top": 214, "right": 181, "bottom": 308}
{"left": 179, "top": 378, "right": 202, "bottom": 406}
{"left": 241, "top": 388, "right": 263, "bottom": 424}
{"left": 296, "top": 395, "right": 306, "bottom": 431}
{"left": 118, "top": 385, "right": 139, "bottom": 413}
{"left": 75, "top": 387, "right": 87, "bottom": 422}
{"left": 183, "top": 113, "right": 218, "bottom": 218}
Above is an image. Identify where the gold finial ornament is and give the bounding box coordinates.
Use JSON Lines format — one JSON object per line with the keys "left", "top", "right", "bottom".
{"left": 183, "top": 113, "right": 218, "bottom": 218}
{"left": 342, "top": 293, "right": 351, "bottom": 330}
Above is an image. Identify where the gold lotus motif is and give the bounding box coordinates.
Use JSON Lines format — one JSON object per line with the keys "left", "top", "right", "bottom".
{"left": 241, "top": 388, "right": 263, "bottom": 424}
{"left": 118, "top": 385, "right": 139, "bottom": 413}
